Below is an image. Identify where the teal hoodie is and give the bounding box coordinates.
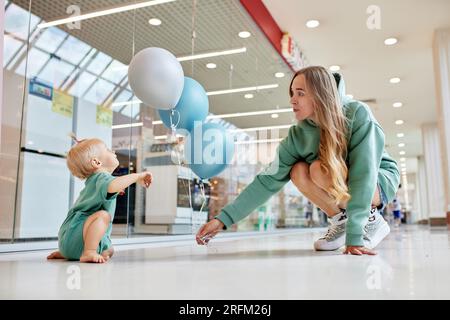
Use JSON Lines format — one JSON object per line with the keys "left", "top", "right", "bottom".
{"left": 216, "top": 74, "right": 400, "bottom": 246}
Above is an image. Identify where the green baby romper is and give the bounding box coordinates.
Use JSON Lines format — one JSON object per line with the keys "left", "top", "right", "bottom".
{"left": 58, "top": 172, "right": 118, "bottom": 260}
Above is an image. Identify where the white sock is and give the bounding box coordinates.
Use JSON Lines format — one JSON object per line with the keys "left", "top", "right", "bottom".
{"left": 368, "top": 207, "right": 381, "bottom": 222}
{"left": 330, "top": 209, "right": 347, "bottom": 225}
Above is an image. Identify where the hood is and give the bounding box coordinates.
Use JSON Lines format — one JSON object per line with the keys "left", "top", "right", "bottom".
{"left": 332, "top": 72, "right": 351, "bottom": 105}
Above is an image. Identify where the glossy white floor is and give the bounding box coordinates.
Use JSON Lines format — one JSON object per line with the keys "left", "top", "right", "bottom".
{"left": 0, "top": 225, "right": 449, "bottom": 299}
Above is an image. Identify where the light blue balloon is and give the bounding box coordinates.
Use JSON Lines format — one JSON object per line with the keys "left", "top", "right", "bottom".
{"left": 159, "top": 77, "right": 209, "bottom": 133}
{"left": 185, "top": 122, "right": 235, "bottom": 179}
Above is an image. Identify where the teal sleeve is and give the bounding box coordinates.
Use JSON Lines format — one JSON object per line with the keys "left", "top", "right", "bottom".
{"left": 96, "top": 173, "right": 118, "bottom": 203}
{"left": 345, "top": 120, "right": 385, "bottom": 246}
{"left": 216, "top": 128, "right": 301, "bottom": 229}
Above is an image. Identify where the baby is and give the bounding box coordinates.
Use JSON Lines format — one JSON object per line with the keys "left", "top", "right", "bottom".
{"left": 47, "top": 135, "right": 152, "bottom": 263}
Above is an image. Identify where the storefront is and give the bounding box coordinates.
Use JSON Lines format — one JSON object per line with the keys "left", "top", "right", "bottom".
{"left": 1, "top": 0, "right": 316, "bottom": 248}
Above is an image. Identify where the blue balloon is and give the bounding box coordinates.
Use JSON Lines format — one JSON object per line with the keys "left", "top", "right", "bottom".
{"left": 158, "top": 77, "right": 209, "bottom": 133}
{"left": 185, "top": 122, "right": 235, "bottom": 179}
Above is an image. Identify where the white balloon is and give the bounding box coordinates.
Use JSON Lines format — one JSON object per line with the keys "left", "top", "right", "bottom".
{"left": 128, "top": 47, "right": 184, "bottom": 110}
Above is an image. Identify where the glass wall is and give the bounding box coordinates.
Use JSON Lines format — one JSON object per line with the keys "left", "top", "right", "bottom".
{"left": 1, "top": 0, "right": 313, "bottom": 244}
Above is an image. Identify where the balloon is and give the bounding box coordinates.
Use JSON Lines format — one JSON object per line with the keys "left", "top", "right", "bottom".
{"left": 184, "top": 122, "right": 235, "bottom": 179}
{"left": 158, "top": 77, "right": 209, "bottom": 133}
{"left": 128, "top": 47, "right": 184, "bottom": 110}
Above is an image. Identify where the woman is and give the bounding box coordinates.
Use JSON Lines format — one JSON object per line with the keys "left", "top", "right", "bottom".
{"left": 196, "top": 66, "right": 400, "bottom": 256}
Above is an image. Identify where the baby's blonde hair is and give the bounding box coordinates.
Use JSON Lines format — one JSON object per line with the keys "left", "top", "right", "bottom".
{"left": 67, "top": 133, "right": 105, "bottom": 180}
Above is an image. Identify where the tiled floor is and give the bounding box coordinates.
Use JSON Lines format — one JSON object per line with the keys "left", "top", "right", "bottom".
{"left": 0, "top": 225, "right": 449, "bottom": 299}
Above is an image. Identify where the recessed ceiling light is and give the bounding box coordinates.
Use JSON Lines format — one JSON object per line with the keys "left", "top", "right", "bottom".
{"left": 231, "top": 124, "right": 292, "bottom": 133}
{"left": 398, "top": 143, "right": 406, "bottom": 147}
{"left": 37, "top": 0, "right": 176, "bottom": 29}
{"left": 393, "top": 102, "right": 403, "bottom": 108}
{"left": 390, "top": 77, "right": 401, "bottom": 84}
{"left": 206, "top": 107, "right": 291, "bottom": 120}
{"left": 329, "top": 65, "right": 340, "bottom": 72}
{"left": 235, "top": 138, "right": 284, "bottom": 145}
{"left": 244, "top": 93, "right": 254, "bottom": 99}
{"left": 399, "top": 151, "right": 406, "bottom": 155}
{"left": 206, "top": 63, "right": 217, "bottom": 69}
{"left": 206, "top": 83, "right": 279, "bottom": 96}
{"left": 397, "top": 133, "right": 404, "bottom": 138}
{"left": 177, "top": 47, "right": 247, "bottom": 62}
{"left": 271, "top": 113, "right": 279, "bottom": 119}
{"left": 400, "top": 158, "right": 406, "bottom": 162}
{"left": 384, "top": 37, "right": 398, "bottom": 46}
{"left": 347, "top": 94, "right": 354, "bottom": 99}
{"left": 113, "top": 108, "right": 294, "bottom": 129}
{"left": 275, "top": 72, "right": 285, "bottom": 78}
{"left": 149, "top": 18, "right": 162, "bottom": 26}
{"left": 239, "top": 31, "right": 251, "bottom": 38}
{"left": 306, "top": 20, "right": 320, "bottom": 28}
{"left": 395, "top": 120, "right": 404, "bottom": 125}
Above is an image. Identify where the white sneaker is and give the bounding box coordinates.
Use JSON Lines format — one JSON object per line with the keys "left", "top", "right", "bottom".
{"left": 363, "top": 208, "right": 390, "bottom": 249}
{"left": 314, "top": 210, "right": 347, "bottom": 251}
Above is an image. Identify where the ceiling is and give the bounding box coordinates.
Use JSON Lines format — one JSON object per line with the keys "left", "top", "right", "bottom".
{"left": 11, "top": 0, "right": 295, "bottom": 132}
{"left": 263, "top": 0, "right": 450, "bottom": 170}
{"left": 10, "top": 0, "right": 450, "bottom": 172}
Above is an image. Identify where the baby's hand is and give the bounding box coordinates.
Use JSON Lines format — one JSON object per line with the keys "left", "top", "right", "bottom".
{"left": 138, "top": 172, "right": 152, "bottom": 188}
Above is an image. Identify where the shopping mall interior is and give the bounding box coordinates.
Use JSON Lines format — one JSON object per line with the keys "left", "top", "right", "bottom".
{"left": 0, "top": 0, "right": 449, "bottom": 300}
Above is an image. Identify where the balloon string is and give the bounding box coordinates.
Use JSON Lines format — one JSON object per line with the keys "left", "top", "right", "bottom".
{"left": 170, "top": 136, "right": 194, "bottom": 232}
{"left": 191, "top": 0, "right": 197, "bottom": 78}
{"left": 167, "top": 112, "right": 194, "bottom": 233}
{"left": 131, "top": 0, "right": 137, "bottom": 58}
{"left": 255, "top": 57, "right": 259, "bottom": 92}
{"left": 199, "top": 180, "right": 207, "bottom": 216}
{"left": 169, "top": 109, "right": 180, "bottom": 141}
{"left": 229, "top": 64, "right": 233, "bottom": 90}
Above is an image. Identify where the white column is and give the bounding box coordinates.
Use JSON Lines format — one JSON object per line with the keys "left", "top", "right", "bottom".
{"left": 421, "top": 124, "right": 446, "bottom": 221}
{"left": 432, "top": 29, "right": 450, "bottom": 222}
{"left": 416, "top": 156, "right": 429, "bottom": 222}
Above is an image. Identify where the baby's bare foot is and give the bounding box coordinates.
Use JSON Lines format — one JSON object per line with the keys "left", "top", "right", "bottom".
{"left": 47, "top": 251, "right": 65, "bottom": 260}
{"left": 80, "top": 250, "right": 106, "bottom": 263}
{"left": 101, "top": 248, "right": 114, "bottom": 261}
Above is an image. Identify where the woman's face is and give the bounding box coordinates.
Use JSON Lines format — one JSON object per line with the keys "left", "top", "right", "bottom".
{"left": 290, "top": 74, "right": 316, "bottom": 121}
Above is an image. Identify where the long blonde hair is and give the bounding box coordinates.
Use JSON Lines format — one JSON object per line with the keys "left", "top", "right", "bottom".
{"left": 289, "top": 66, "right": 351, "bottom": 205}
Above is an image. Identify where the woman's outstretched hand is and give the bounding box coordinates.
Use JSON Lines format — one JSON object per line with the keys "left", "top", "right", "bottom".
{"left": 196, "top": 219, "right": 224, "bottom": 245}
{"left": 343, "top": 246, "right": 377, "bottom": 255}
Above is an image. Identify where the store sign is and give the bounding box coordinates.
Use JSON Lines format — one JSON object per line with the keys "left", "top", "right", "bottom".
{"left": 281, "top": 33, "right": 307, "bottom": 71}
{"left": 29, "top": 78, "right": 53, "bottom": 101}
{"left": 96, "top": 105, "right": 113, "bottom": 127}
{"left": 52, "top": 89, "right": 74, "bottom": 118}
